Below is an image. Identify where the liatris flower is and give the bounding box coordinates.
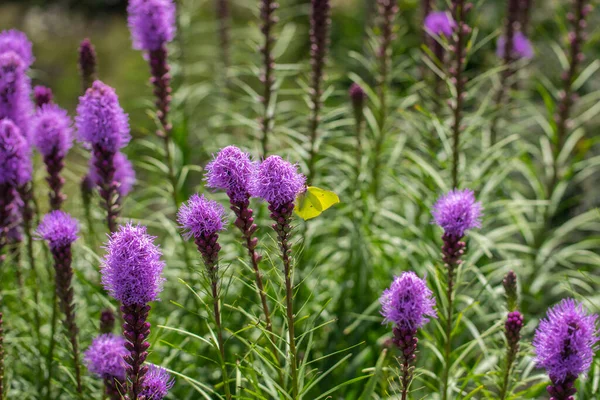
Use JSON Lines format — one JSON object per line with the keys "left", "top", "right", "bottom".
{"left": 306, "top": 0, "right": 331, "bottom": 183}
{"left": 100, "top": 309, "right": 116, "bottom": 334}
{"left": 84, "top": 333, "right": 127, "bottom": 400}
{"left": 78, "top": 38, "right": 97, "bottom": 93}
{"left": 36, "top": 211, "right": 82, "bottom": 394}
{"left": 500, "top": 309, "right": 524, "bottom": 400}
{"left": 76, "top": 80, "right": 130, "bottom": 233}
{"left": 503, "top": 270, "right": 518, "bottom": 312}
{"left": 259, "top": 0, "right": 279, "bottom": 157}
{"left": 424, "top": 11, "right": 456, "bottom": 37}
{"left": 534, "top": 299, "right": 598, "bottom": 399}
{"left": 127, "top": 0, "right": 176, "bottom": 52}
{"left": 139, "top": 365, "right": 174, "bottom": 400}
{"left": 178, "top": 194, "right": 230, "bottom": 399}
{"left": 101, "top": 223, "right": 165, "bottom": 399}
{"left": 32, "top": 103, "right": 74, "bottom": 210}
{"left": 0, "top": 310, "right": 3, "bottom": 400}
{"left": 90, "top": 152, "right": 136, "bottom": 197}
{"left": 0, "top": 29, "right": 34, "bottom": 69}
{"left": 34, "top": 85, "right": 53, "bottom": 108}
{"left": 380, "top": 272, "right": 437, "bottom": 398}
{"left": 250, "top": 155, "right": 305, "bottom": 398}
{"left": 0, "top": 52, "right": 33, "bottom": 141}
{"left": 497, "top": 32, "right": 533, "bottom": 60}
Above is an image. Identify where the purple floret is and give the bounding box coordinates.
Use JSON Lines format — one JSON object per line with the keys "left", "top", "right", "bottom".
{"left": 432, "top": 189, "right": 482, "bottom": 238}
{"left": 127, "top": 0, "right": 176, "bottom": 51}
{"left": 0, "top": 52, "right": 33, "bottom": 141}
{"left": 76, "top": 80, "right": 130, "bottom": 153}
{"left": 0, "top": 29, "right": 34, "bottom": 68}
{"left": 89, "top": 152, "right": 136, "bottom": 196}
{"left": 0, "top": 118, "right": 31, "bottom": 186}
{"left": 34, "top": 85, "right": 53, "bottom": 108}
{"left": 533, "top": 298, "right": 598, "bottom": 383}
{"left": 36, "top": 210, "right": 79, "bottom": 250}
{"left": 31, "top": 103, "right": 74, "bottom": 158}
{"left": 83, "top": 334, "right": 128, "bottom": 380}
{"left": 249, "top": 155, "right": 306, "bottom": 206}
{"left": 205, "top": 146, "right": 256, "bottom": 203}
{"left": 424, "top": 11, "right": 456, "bottom": 38}
{"left": 380, "top": 272, "right": 437, "bottom": 330}
{"left": 497, "top": 32, "right": 534, "bottom": 60}
{"left": 139, "top": 364, "right": 174, "bottom": 400}
{"left": 101, "top": 223, "right": 165, "bottom": 306}
{"left": 177, "top": 194, "right": 226, "bottom": 240}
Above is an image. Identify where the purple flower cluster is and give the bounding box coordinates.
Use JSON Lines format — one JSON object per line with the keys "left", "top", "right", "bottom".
{"left": 31, "top": 104, "right": 74, "bottom": 158}
{"left": 380, "top": 272, "right": 437, "bottom": 330}
{"left": 497, "top": 32, "right": 533, "bottom": 60}
{"left": 178, "top": 194, "right": 226, "bottom": 240}
{"left": 101, "top": 223, "right": 165, "bottom": 306}
{"left": 127, "top": 0, "right": 176, "bottom": 51}
{"left": 84, "top": 334, "right": 127, "bottom": 380}
{"left": 534, "top": 299, "right": 598, "bottom": 383}
{"left": 35, "top": 211, "right": 79, "bottom": 250}
{"left": 432, "top": 189, "right": 482, "bottom": 238}
{"left": 0, "top": 29, "right": 34, "bottom": 68}
{"left": 139, "top": 365, "right": 174, "bottom": 400}
{"left": 249, "top": 155, "right": 305, "bottom": 207}
{"left": 424, "top": 11, "right": 456, "bottom": 37}
{"left": 0, "top": 52, "right": 33, "bottom": 140}
{"left": 206, "top": 146, "right": 256, "bottom": 203}
{"left": 33, "top": 85, "right": 53, "bottom": 108}
{"left": 76, "top": 80, "right": 130, "bottom": 153}
{"left": 89, "top": 152, "right": 136, "bottom": 196}
{"left": 0, "top": 119, "right": 31, "bottom": 187}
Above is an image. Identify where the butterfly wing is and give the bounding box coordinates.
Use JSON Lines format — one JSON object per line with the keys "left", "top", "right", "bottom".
{"left": 294, "top": 191, "right": 322, "bottom": 220}
{"left": 307, "top": 186, "right": 340, "bottom": 212}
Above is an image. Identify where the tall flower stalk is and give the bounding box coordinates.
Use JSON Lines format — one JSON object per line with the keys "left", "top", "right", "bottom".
{"left": 259, "top": 0, "right": 278, "bottom": 157}
{"left": 84, "top": 333, "right": 127, "bottom": 400}
{"left": 518, "top": 0, "right": 534, "bottom": 35}
{"left": 424, "top": 11, "right": 455, "bottom": 114}
{"left": 380, "top": 272, "right": 437, "bottom": 399}
{"left": 448, "top": 0, "right": 472, "bottom": 189}
{"left": 36, "top": 211, "right": 82, "bottom": 395}
{"left": 499, "top": 271, "right": 523, "bottom": 399}
{"left": 215, "top": 0, "right": 231, "bottom": 74}
{"left": 432, "top": 189, "right": 482, "bottom": 400}
{"left": 78, "top": 38, "right": 97, "bottom": 93}
{"left": 101, "top": 223, "right": 166, "bottom": 399}
{"left": 76, "top": 81, "right": 131, "bottom": 233}
{"left": 306, "top": 0, "right": 331, "bottom": 184}
{"left": 250, "top": 156, "right": 305, "bottom": 399}
{"left": 371, "top": 0, "right": 398, "bottom": 197}
{"left": 533, "top": 299, "right": 598, "bottom": 400}
{"left": 178, "top": 194, "right": 231, "bottom": 400}
{"left": 349, "top": 83, "right": 366, "bottom": 194}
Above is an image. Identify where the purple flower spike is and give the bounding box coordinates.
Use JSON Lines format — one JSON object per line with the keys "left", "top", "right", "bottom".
{"left": 127, "top": 0, "right": 176, "bottom": 51}
{"left": 34, "top": 86, "right": 53, "bottom": 108}
{"left": 139, "top": 365, "right": 174, "bottom": 400}
{"left": 249, "top": 155, "right": 306, "bottom": 207}
{"left": 36, "top": 210, "right": 79, "bottom": 250}
{"left": 90, "top": 152, "right": 136, "bottom": 197}
{"left": 0, "top": 29, "right": 34, "bottom": 68}
{"left": 76, "top": 80, "right": 130, "bottom": 153}
{"left": 0, "top": 52, "right": 33, "bottom": 141}
{"left": 84, "top": 334, "right": 127, "bottom": 380}
{"left": 497, "top": 32, "right": 533, "bottom": 60}
{"left": 101, "top": 223, "right": 165, "bottom": 306}
{"left": 32, "top": 104, "right": 74, "bottom": 159}
{"left": 432, "top": 189, "right": 482, "bottom": 238}
{"left": 533, "top": 298, "right": 598, "bottom": 384}
{"left": 380, "top": 272, "right": 437, "bottom": 330}
{"left": 0, "top": 119, "right": 31, "bottom": 187}
{"left": 206, "top": 146, "right": 256, "bottom": 203}
{"left": 424, "top": 11, "right": 456, "bottom": 37}
{"left": 177, "top": 194, "right": 226, "bottom": 240}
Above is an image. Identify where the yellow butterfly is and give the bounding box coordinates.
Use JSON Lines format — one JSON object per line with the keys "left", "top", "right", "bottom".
{"left": 294, "top": 186, "right": 340, "bottom": 221}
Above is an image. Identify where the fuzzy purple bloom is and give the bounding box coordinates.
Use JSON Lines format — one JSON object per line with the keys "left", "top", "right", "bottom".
{"left": 127, "top": 0, "right": 176, "bottom": 52}
{"left": 177, "top": 194, "right": 226, "bottom": 240}
{"left": 205, "top": 146, "right": 256, "bottom": 203}
{"left": 380, "top": 272, "right": 437, "bottom": 330}
{"left": 0, "top": 52, "right": 33, "bottom": 141}
{"left": 424, "top": 11, "right": 456, "bottom": 37}
{"left": 497, "top": 32, "right": 533, "bottom": 59}
{"left": 31, "top": 103, "right": 74, "bottom": 158}
{"left": 533, "top": 299, "right": 598, "bottom": 383}
{"left": 249, "top": 155, "right": 306, "bottom": 206}
{"left": 89, "top": 152, "right": 136, "bottom": 196}
{"left": 76, "top": 80, "right": 130, "bottom": 153}
{"left": 139, "top": 364, "right": 174, "bottom": 400}
{"left": 0, "top": 29, "right": 34, "bottom": 68}
{"left": 33, "top": 85, "right": 53, "bottom": 108}
{"left": 84, "top": 334, "right": 127, "bottom": 380}
{"left": 0, "top": 118, "right": 31, "bottom": 186}
{"left": 432, "top": 189, "right": 482, "bottom": 238}
{"left": 101, "top": 223, "right": 165, "bottom": 306}
{"left": 36, "top": 210, "right": 79, "bottom": 250}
